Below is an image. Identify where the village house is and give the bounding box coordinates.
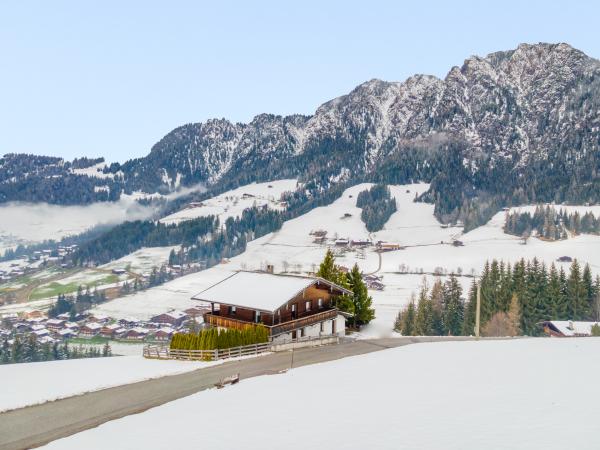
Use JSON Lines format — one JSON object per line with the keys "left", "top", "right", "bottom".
{"left": 540, "top": 320, "right": 600, "bottom": 337}
{"left": 57, "top": 328, "right": 78, "bottom": 339}
{"left": 150, "top": 310, "right": 188, "bottom": 327}
{"left": 100, "top": 323, "right": 124, "bottom": 338}
{"left": 79, "top": 322, "right": 102, "bottom": 338}
{"left": 118, "top": 317, "right": 140, "bottom": 327}
{"left": 46, "top": 318, "right": 66, "bottom": 332}
{"left": 122, "top": 327, "right": 149, "bottom": 341}
{"left": 153, "top": 327, "right": 175, "bottom": 341}
{"left": 88, "top": 313, "right": 111, "bottom": 324}
{"left": 193, "top": 271, "right": 351, "bottom": 343}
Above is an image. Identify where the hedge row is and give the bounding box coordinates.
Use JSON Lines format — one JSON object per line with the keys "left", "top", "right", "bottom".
{"left": 170, "top": 325, "right": 269, "bottom": 351}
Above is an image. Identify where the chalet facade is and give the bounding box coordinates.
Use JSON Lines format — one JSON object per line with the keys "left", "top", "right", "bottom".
{"left": 192, "top": 271, "right": 351, "bottom": 343}
{"left": 151, "top": 311, "right": 188, "bottom": 327}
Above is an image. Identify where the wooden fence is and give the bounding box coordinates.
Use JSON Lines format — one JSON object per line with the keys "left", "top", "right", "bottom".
{"left": 143, "top": 342, "right": 271, "bottom": 361}
{"left": 143, "top": 335, "right": 339, "bottom": 361}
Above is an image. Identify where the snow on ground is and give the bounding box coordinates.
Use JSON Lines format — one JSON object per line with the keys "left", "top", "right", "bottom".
{"left": 92, "top": 183, "right": 600, "bottom": 333}
{"left": 71, "top": 162, "right": 115, "bottom": 179}
{"left": 0, "top": 356, "right": 218, "bottom": 412}
{"left": 43, "top": 338, "right": 600, "bottom": 450}
{"left": 101, "top": 246, "right": 180, "bottom": 275}
{"left": 160, "top": 179, "right": 298, "bottom": 225}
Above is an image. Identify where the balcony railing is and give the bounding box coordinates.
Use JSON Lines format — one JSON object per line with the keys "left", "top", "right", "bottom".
{"left": 203, "top": 308, "right": 338, "bottom": 336}
{"left": 271, "top": 309, "right": 338, "bottom": 336}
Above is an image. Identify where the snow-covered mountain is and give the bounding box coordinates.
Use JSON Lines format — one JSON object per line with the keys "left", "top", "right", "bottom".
{"left": 119, "top": 43, "right": 599, "bottom": 193}
{"left": 2, "top": 42, "right": 600, "bottom": 212}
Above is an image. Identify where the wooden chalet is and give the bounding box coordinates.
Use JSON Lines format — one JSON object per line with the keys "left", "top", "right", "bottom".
{"left": 150, "top": 310, "right": 188, "bottom": 327}
{"left": 540, "top": 320, "right": 600, "bottom": 337}
{"left": 78, "top": 322, "right": 102, "bottom": 338}
{"left": 192, "top": 271, "right": 352, "bottom": 343}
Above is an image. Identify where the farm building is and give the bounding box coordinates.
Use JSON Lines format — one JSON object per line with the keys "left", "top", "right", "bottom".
{"left": 192, "top": 271, "right": 351, "bottom": 343}
{"left": 150, "top": 311, "right": 188, "bottom": 327}
{"left": 376, "top": 241, "right": 402, "bottom": 252}
{"left": 540, "top": 320, "right": 600, "bottom": 337}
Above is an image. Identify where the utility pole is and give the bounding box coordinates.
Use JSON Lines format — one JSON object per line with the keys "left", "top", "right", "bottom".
{"left": 475, "top": 282, "right": 481, "bottom": 339}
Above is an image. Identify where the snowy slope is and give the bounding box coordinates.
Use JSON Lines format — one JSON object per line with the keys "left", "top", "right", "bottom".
{"left": 90, "top": 183, "right": 600, "bottom": 334}
{"left": 160, "top": 179, "right": 298, "bottom": 225}
{"left": 101, "top": 246, "right": 180, "bottom": 275}
{"left": 0, "top": 356, "right": 218, "bottom": 412}
{"left": 43, "top": 338, "right": 600, "bottom": 450}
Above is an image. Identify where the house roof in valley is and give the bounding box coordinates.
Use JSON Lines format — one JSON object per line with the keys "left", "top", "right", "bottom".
{"left": 542, "top": 320, "right": 600, "bottom": 336}
{"left": 191, "top": 271, "right": 351, "bottom": 313}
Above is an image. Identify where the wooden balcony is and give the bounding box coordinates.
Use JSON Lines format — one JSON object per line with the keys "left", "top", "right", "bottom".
{"left": 204, "top": 308, "right": 338, "bottom": 337}
{"left": 203, "top": 313, "right": 257, "bottom": 331}
{"left": 270, "top": 309, "right": 338, "bottom": 336}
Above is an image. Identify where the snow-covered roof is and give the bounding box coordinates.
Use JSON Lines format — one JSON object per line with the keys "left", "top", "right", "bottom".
{"left": 82, "top": 322, "right": 103, "bottom": 331}
{"left": 192, "top": 271, "right": 351, "bottom": 313}
{"left": 545, "top": 321, "right": 600, "bottom": 336}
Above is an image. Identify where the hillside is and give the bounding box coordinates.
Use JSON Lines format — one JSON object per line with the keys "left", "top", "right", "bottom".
{"left": 73, "top": 181, "right": 600, "bottom": 336}
{"left": 41, "top": 338, "right": 600, "bottom": 450}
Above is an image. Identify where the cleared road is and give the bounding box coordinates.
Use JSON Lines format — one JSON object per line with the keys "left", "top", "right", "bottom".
{"left": 0, "top": 336, "right": 488, "bottom": 450}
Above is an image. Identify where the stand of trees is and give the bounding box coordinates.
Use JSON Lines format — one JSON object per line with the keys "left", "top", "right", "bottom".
{"left": 170, "top": 325, "right": 269, "bottom": 353}
{"left": 316, "top": 249, "right": 375, "bottom": 327}
{"left": 395, "top": 258, "right": 600, "bottom": 337}
{"left": 356, "top": 184, "right": 397, "bottom": 232}
{"left": 48, "top": 288, "right": 107, "bottom": 319}
{"left": 71, "top": 216, "right": 218, "bottom": 265}
{"left": 1, "top": 336, "right": 111, "bottom": 364}
{"left": 505, "top": 206, "right": 600, "bottom": 240}
{"left": 395, "top": 275, "right": 465, "bottom": 336}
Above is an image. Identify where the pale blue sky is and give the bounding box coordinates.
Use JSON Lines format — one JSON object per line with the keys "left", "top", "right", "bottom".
{"left": 1, "top": 1, "right": 598, "bottom": 162}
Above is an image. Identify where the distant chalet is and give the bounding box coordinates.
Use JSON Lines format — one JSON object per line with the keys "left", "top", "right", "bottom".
{"left": 192, "top": 271, "right": 351, "bottom": 343}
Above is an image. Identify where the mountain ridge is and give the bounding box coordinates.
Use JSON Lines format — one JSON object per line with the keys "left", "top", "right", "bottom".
{"left": 2, "top": 42, "right": 600, "bottom": 226}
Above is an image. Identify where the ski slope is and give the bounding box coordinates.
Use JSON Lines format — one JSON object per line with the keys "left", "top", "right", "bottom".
{"left": 43, "top": 338, "right": 600, "bottom": 450}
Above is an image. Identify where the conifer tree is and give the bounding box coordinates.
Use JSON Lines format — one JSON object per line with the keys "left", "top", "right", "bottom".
{"left": 346, "top": 264, "right": 375, "bottom": 328}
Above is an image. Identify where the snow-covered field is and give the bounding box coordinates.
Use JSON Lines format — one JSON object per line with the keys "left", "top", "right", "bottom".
{"left": 89, "top": 182, "right": 600, "bottom": 334}
{"left": 43, "top": 338, "right": 600, "bottom": 450}
{"left": 0, "top": 356, "right": 218, "bottom": 412}
{"left": 160, "top": 179, "right": 298, "bottom": 225}
{"left": 101, "top": 246, "right": 180, "bottom": 275}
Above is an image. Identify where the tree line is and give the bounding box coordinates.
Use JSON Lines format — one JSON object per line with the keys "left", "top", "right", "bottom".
{"left": 395, "top": 258, "right": 600, "bottom": 337}
{"left": 505, "top": 206, "right": 600, "bottom": 240}
{"left": 1, "top": 335, "right": 111, "bottom": 364}
{"left": 356, "top": 184, "right": 397, "bottom": 232}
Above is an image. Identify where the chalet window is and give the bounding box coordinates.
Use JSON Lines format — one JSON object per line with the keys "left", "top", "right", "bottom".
{"left": 230, "top": 306, "right": 237, "bottom": 316}
{"left": 305, "top": 301, "right": 311, "bottom": 311}
{"left": 254, "top": 310, "right": 261, "bottom": 323}
{"left": 300, "top": 328, "right": 305, "bottom": 338}
{"left": 320, "top": 322, "right": 324, "bottom": 333}
{"left": 291, "top": 304, "right": 297, "bottom": 319}
{"left": 318, "top": 298, "right": 323, "bottom": 309}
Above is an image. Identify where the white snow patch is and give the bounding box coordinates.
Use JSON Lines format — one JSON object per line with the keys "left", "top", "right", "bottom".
{"left": 43, "top": 338, "right": 600, "bottom": 450}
